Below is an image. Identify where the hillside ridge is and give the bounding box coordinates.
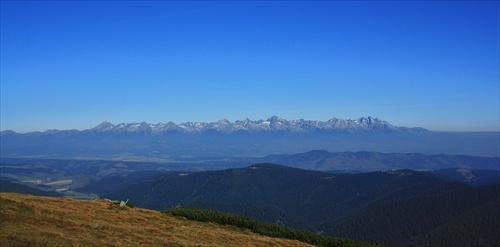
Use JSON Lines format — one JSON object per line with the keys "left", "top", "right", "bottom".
{"left": 103, "top": 164, "right": 471, "bottom": 232}
{"left": 0, "top": 193, "right": 317, "bottom": 247}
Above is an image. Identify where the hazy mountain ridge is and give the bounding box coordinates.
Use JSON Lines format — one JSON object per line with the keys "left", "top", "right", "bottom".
{"left": 2, "top": 120, "right": 498, "bottom": 158}
{"left": 433, "top": 168, "right": 500, "bottom": 186}
{"left": 2, "top": 116, "right": 425, "bottom": 134}
{"left": 262, "top": 150, "right": 500, "bottom": 171}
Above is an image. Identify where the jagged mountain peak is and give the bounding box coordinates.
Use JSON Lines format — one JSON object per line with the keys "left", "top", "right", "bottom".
{"left": 91, "top": 121, "right": 115, "bottom": 131}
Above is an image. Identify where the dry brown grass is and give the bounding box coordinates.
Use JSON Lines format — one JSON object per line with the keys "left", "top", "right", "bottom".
{"left": 0, "top": 193, "right": 313, "bottom": 247}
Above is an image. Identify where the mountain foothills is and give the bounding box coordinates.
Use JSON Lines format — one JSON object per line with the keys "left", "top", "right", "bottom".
{"left": 1, "top": 151, "right": 498, "bottom": 198}
{"left": 1, "top": 161, "right": 499, "bottom": 246}
{"left": 97, "top": 164, "right": 499, "bottom": 246}
{"left": 1, "top": 151, "right": 498, "bottom": 191}
{"left": 2, "top": 116, "right": 499, "bottom": 157}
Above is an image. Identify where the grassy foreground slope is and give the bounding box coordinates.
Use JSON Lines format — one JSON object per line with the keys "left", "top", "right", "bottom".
{"left": 0, "top": 193, "right": 313, "bottom": 247}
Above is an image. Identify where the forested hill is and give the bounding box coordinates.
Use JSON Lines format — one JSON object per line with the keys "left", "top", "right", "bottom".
{"left": 331, "top": 184, "right": 500, "bottom": 246}
{"left": 104, "top": 164, "right": 465, "bottom": 230}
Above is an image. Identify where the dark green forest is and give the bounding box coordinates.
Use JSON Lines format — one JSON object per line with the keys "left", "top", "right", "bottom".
{"left": 330, "top": 184, "right": 500, "bottom": 246}
{"left": 164, "top": 207, "right": 384, "bottom": 247}
{"left": 101, "top": 164, "right": 500, "bottom": 246}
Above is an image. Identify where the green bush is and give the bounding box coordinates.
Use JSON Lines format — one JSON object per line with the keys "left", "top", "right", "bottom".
{"left": 163, "top": 208, "right": 383, "bottom": 247}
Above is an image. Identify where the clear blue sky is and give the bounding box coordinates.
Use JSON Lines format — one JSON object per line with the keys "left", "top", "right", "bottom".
{"left": 1, "top": 1, "right": 499, "bottom": 132}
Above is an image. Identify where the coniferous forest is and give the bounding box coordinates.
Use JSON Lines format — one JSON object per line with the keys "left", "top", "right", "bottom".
{"left": 2, "top": 162, "right": 499, "bottom": 246}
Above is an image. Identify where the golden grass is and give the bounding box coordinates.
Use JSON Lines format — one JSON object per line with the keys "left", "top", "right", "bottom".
{"left": 0, "top": 193, "right": 313, "bottom": 247}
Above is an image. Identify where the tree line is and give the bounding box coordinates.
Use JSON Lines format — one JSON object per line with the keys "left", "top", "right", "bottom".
{"left": 163, "top": 207, "right": 384, "bottom": 247}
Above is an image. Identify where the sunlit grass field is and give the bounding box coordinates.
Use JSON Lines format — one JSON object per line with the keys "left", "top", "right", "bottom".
{"left": 0, "top": 193, "right": 313, "bottom": 246}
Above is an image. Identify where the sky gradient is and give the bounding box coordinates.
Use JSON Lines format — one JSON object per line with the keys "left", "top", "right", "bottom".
{"left": 1, "top": 1, "right": 499, "bottom": 132}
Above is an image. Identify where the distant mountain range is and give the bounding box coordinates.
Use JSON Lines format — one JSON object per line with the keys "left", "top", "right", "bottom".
{"left": 1, "top": 116, "right": 499, "bottom": 157}
{"left": 3, "top": 116, "right": 426, "bottom": 134}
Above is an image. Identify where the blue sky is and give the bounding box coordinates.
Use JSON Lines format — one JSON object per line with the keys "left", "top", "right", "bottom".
{"left": 1, "top": 1, "right": 499, "bottom": 132}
